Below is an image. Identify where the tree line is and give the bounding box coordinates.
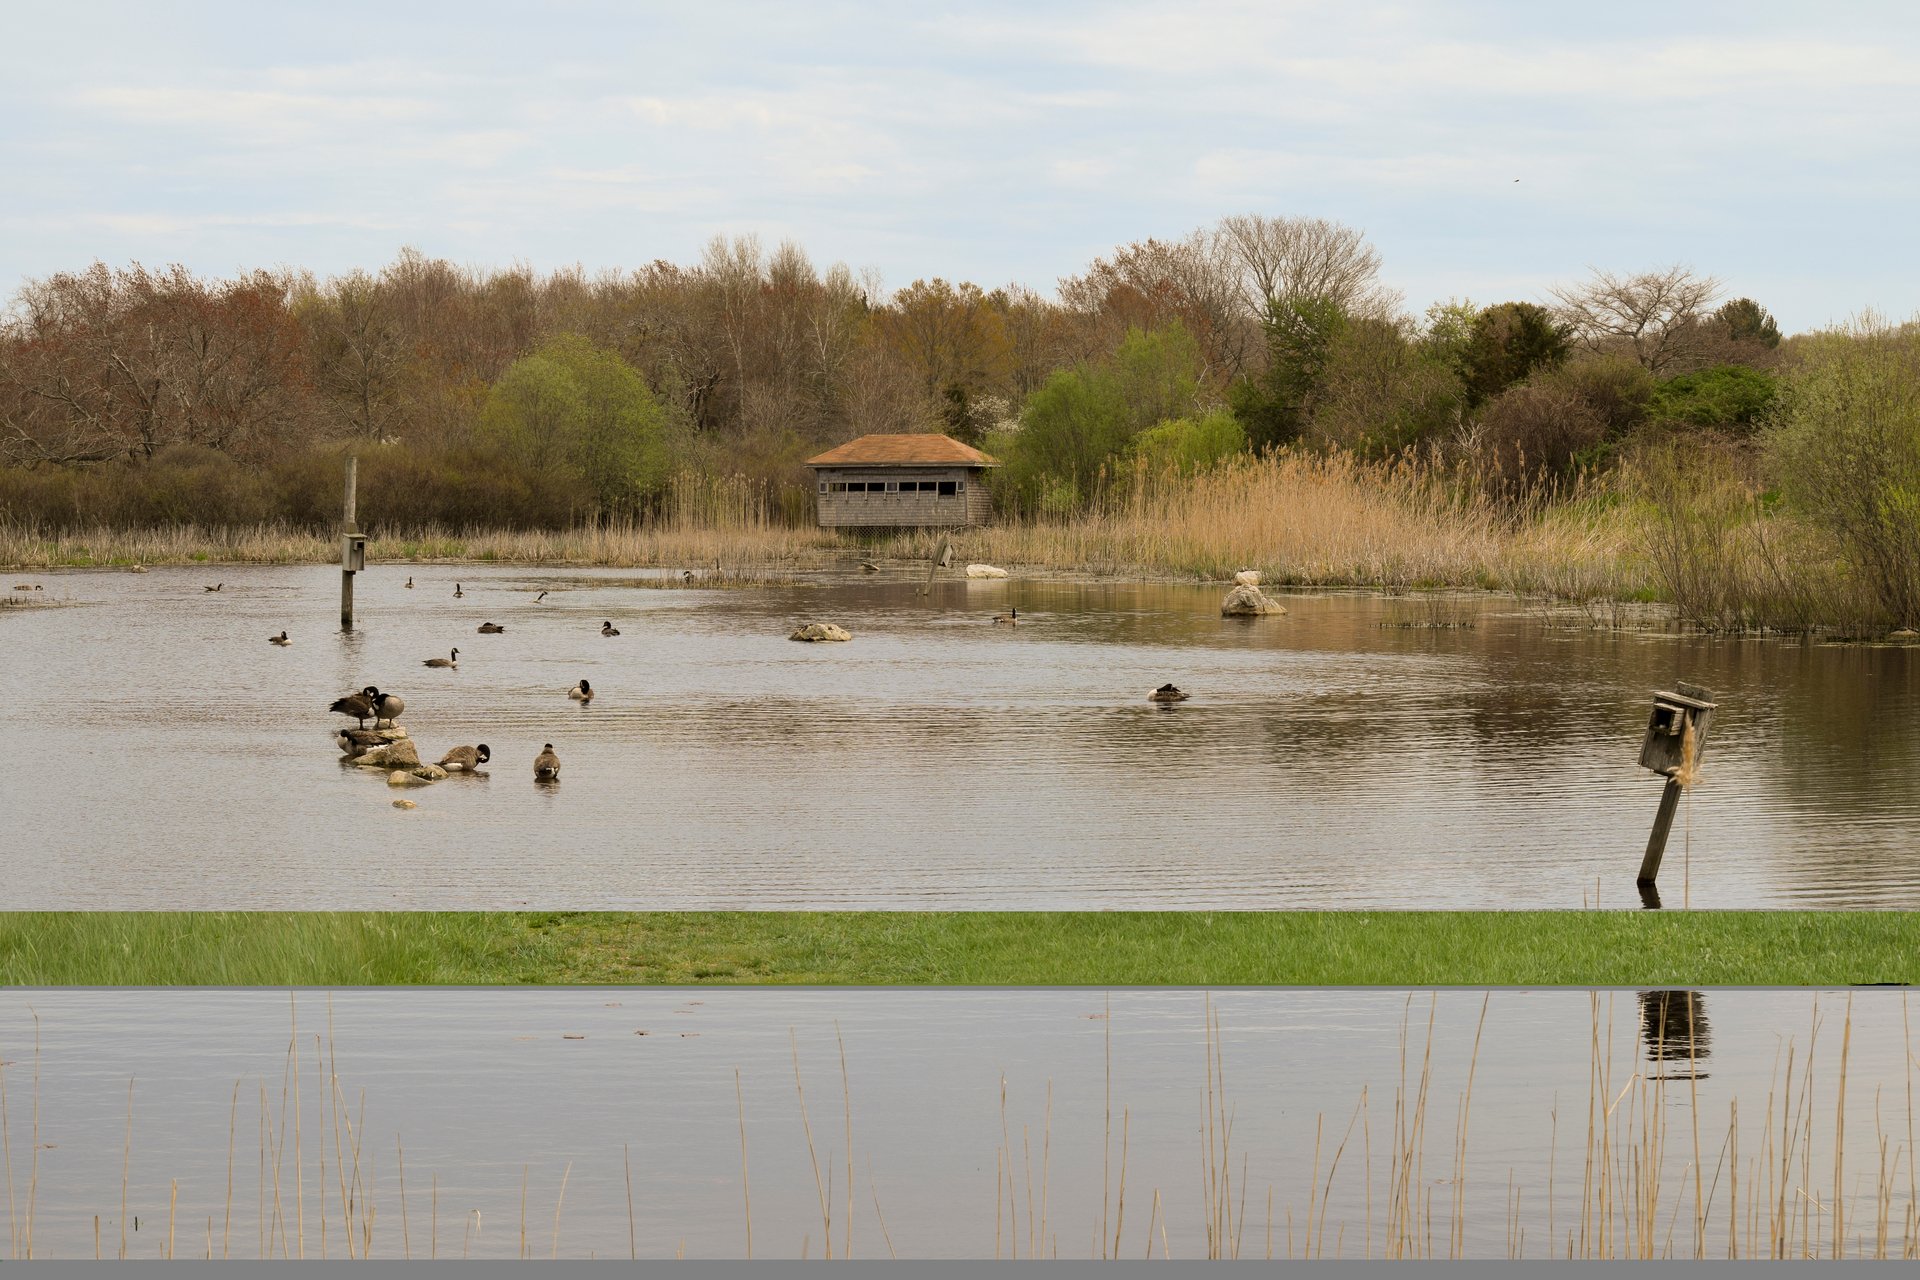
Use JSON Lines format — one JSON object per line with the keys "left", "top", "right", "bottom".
{"left": 0, "top": 216, "right": 1811, "bottom": 530}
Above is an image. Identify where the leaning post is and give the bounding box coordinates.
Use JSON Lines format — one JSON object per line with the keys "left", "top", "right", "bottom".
{"left": 1634, "top": 681, "right": 1715, "bottom": 891}
{"left": 340, "top": 455, "right": 359, "bottom": 630}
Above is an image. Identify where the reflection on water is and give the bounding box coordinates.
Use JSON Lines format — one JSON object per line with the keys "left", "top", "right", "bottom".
{"left": 1638, "top": 990, "right": 1711, "bottom": 1080}
{"left": 0, "top": 988, "right": 1913, "bottom": 1259}
{"left": 8, "top": 566, "right": 1920, "bottom": 908}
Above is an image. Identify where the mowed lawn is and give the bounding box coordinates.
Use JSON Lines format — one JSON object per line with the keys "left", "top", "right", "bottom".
{"left": 1, "top": 911, "right": 1914, "bottom": 986}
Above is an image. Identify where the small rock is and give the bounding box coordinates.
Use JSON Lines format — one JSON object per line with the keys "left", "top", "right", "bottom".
{"left": 965, "top": 563, "right": 1009, "bottom": 579}
{"left": 409, "top": 763, "right": 449, "bottom": 781}
{"left": 358, "top": 738, "right": 422, "bottom": 769}
{"left": 1233, "top": 569, "right": 1261, "bottom": 586}
{"left": 790, "top": 622, "right": 853, "bottom": 642}
{"left": 387, "top": 770, "right": 432, "bottom": 788}
{"left": 1221, "top": 583, "right": 1287, "bottom": 617}
{"left": 391, "top": 799, "right": 417, "bottom": 810}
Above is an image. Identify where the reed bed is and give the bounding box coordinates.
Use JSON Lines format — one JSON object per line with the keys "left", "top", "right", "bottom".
{"left": 3, "top": 992, "right": 1917, "bottom": 1260}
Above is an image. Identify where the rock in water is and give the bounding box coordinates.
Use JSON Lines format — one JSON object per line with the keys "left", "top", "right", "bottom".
{"left": 408, "top": 763, "right": 449, "bottom": 782}
{"left": 1233, "top": 569, "right": 1261, "bottom": 586}
{"left": 387, "top": 770, "right": 433, "bottom": 788}
{"left": 1221, "top": 583, "right": 1287, "bottom": 616}
{"left": 392, "top": 799, "right": 417, "bottom": 810}
{"left": 965, "top": 563, "right": 1009, "bottom": 579}
{"left": 789, "top": 622, "right": 853, "bottom": 642}
{"left": 355, "top": 738, "right": 423, "bottom": 769}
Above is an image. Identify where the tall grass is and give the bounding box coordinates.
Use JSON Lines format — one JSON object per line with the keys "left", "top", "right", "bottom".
{"left": 4, "top": 992, "right": 1917, "bottom": 1259}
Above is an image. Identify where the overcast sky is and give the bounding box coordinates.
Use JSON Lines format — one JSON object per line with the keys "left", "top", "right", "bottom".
{"left": 2, "top": 1, "right": 1915, "bottom": 331}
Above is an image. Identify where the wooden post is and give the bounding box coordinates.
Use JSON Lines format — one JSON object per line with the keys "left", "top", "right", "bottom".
{"left": 919, "top": 537, "right": 954, "bottom": 596}
{"left": 1637, "top": 778, "right": 1684, "bottom": 886}
{"left": 340, "top": 455, "right": 358, "bottom": 630}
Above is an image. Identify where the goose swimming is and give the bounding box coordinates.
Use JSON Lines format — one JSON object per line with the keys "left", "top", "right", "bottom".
{"left": 567, "top": 679, "right": 593, "bottom": 702}
{"left": 423, "top": 648, "right": 460, "bottom": 668}
{"left": 601, "top": 621, "right": 620, "bottom": 636}
{"left": 268, "top": 631, "right": 291, "bottom": 646}
{"left": 533, "top": 743, "right": 561, "bottom": 780}
{"left": 477, "top": 622, "right": 505, "bottom": 633}
{"left": 1147, "top": 683, "right": 1189, "bottom": 704}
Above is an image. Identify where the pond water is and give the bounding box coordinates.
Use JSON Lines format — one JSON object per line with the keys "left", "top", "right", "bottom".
{"left": 1, "top": 987, "right": 1913, "bottom": 1259}
{"left": 4, "top": 564, "right": 1920, "bottom": 909}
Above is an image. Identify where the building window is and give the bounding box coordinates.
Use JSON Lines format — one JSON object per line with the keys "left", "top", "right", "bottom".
{"left": 938, "top": 480, "right": 958, "bottom": 497}
{"left": 818, "top": 483, "right": 827, "bottom": 493}
{"left": 828, "top": 482, "right": 846, "bottom": 493}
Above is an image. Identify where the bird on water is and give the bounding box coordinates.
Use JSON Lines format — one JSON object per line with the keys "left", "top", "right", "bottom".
{"left": 1147, "top": 683, "right": 1189, "bottom": 703}
{"left": 534, "top": 590, "right": 548, "bottom": 603}
{"left": 477, "top": 622, "right": 505, "bottom": 633}
{"left": 269, "top": 631, "right": 291, "bottom": 646}
{"left": 601, "top": 620, "right": 620, "bottom": 636}
{"left": 992, "top": 607, "right": 1017, "bottom": 625}
{"left": 454, "top": 583, "right": 464, "bottom": 598}
{"left": 424, "top": 648, "right": 460, "bottom": 668}
{"left": 438, "top": 744, "right": 491, "bottom": 771}
{"left": 568, "top": 679, "right": 593, "bottom": 702}
{"left": 204, "top": 583, "right": 223, "bottom": 593}
{"left": 534, "top": 743, "right": 561, "bottom": 780}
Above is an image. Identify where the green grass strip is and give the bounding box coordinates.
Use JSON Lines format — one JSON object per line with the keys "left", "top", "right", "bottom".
{"left": 2, "top": 911, "right": 1916, "bottom": 986}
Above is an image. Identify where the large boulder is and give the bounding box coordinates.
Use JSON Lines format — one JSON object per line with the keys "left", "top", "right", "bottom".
{"left": 965, "top": 563, "right": 1009, "bottom": 579}
{"left": 355, "top": 738, "right": 422, "bottom": 769}
{"left": 790, "top": 622, "right": 853, "bottom": 642}
{"left": 1221, "top": 583, "right": 1287, "bottom": 616}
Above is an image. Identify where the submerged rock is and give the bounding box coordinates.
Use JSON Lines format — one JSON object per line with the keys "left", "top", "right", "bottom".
{"left": 1221, "top": 583, "right": 1287, "bottom": 617}
{"left": 392, "top": 798, "right": 417, "bottom": 810}
{"left": 965, "top": 563, "right": 1009, "bottom": 579}
{"left": 790, "top": 622, "right": 853, "bottom": 642}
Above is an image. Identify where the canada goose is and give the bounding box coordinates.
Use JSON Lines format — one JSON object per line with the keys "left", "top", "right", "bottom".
{"left": 568, "top": 679, "right": 593, "bottom": 702}
{"left": 370, "top": 690, "right": 404, "bottom": 725}
{"left": 335, "top": 728, "right": 385, "bottom": 757}
{"left": 1147, "top": 683, "right": 1190, "bottom": 704}
{"left": 601, "top": 621, "right": 620, "bottom": 636}
{"left": 438, "top": 744, "right": 491, "bottom": 771}
{"left": 477, "top": 622, "right": 505, "bottom": 633}
{"left": 533, "top": 743, "right": 561, "bottom": 780}
{"left": 405, "top": 576, "right": 414, "bottom": 589}
{"left": 453, "top": 583, "right": 463, "bottom": 598}
{"left": 534, "top": 591, "right": 548, "bottom": 603}
{"left": 992, "top": 607, "right": 1018, "bottom": 625}
{"left": 681, "top": 570, "right": 695, "bottom": 582}
{"left": 329, "top": 686, "right": 380, "bottom": 728}
{"left": 268, "top": 630, "right": 291, "bottom": 646}
{"left": 204, "top": 583, "right": 223, "bottom": 593}
{"left": 423, "top": 647, "right": 459, "bottom": 668}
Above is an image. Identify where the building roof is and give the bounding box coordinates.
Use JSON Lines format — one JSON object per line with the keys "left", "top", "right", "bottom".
{"left": 804, "top": 433, "right": 998, "bottom": 468}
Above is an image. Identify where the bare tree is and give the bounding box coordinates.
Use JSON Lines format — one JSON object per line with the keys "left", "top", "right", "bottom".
{"left": 1212, "top": 214, "right": 1401, "bottom": 322}
{"left": 1549, "top": 265, "right": 1723, "bottom": 375}
{"left": 1057, "top": 231, "right": 1253, "bottom": 382}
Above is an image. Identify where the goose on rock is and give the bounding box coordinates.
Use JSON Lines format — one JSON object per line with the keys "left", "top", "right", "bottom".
{"left": 329, "top": 686, "right": 379, "bottom": 728}
{"left": 437, "top": 744, "right": 491, "bottom": 772}
{"left": 370, "top": 690, "right": 405, "bottom": 725}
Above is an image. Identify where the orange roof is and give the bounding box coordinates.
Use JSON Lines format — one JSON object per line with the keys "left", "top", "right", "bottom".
{"left": 804, "top": 433, "right": 997, "bottom": 468}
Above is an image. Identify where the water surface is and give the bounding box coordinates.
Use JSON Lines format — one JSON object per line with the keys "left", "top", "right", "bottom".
{"left": 0, "top": 987, "right": 1911, "bottom": 1259}
{"left": 4, "top": 565, "right": 1919, "bottom": 908}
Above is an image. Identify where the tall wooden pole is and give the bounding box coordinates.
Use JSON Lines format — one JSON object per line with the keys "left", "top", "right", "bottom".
{"left": 340, "top": 455, "right": 358, "bottom": 630}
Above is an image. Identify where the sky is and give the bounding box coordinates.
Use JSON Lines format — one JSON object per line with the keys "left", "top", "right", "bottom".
{"left": 2, "top": 1, "right": 1917, "bottom": 332}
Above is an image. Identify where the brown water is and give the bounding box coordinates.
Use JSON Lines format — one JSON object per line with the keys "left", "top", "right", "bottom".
{"left": 4, "top": 564, "right": 1920, "bottom": 908}
{"left": 1, "top": 987, "right": 1913, "bottom": 1259}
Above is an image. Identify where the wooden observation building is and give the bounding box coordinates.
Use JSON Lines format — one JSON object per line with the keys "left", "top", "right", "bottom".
{"left": 803, "top": 433, "right": 997, "bottom": 529}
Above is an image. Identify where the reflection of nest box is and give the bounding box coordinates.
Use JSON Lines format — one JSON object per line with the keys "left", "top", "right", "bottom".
{"left": 1638, "top": 687, "right": 1715, "bottom": 777}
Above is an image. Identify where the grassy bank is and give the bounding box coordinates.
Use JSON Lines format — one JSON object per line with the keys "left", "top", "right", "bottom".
{"left": 3, "top": 911, "right": 1915, "bottom": 985}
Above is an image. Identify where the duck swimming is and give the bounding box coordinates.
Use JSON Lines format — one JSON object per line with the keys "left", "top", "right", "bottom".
{"left": 567, "top": 679, "right": 593, "bottom": 702}
{"left": 438, "top": 744, "right": 491, "bottom": 772}
{"left": 423, "top": 647, "right": 460, "bottom": 668}
{"left": 601, "top": 621, "right": 620, "bottom": 636}
{"left": 1147, "top": 683, "right": 1189, "bottom": 703}
{"left": 268, "top": 631, "right": 291, "bottom": 646}
{"left": 533, "top": 743, "right": 561, "bottom": 780}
